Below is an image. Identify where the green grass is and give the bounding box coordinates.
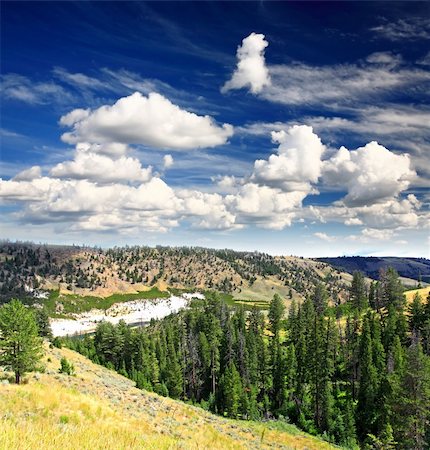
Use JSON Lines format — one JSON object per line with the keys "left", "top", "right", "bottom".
{"left": 44, "top": 287, "right": 169, "bottom": 317}
{"left": 204, "top": 290, "right": 269, "bottom": 311}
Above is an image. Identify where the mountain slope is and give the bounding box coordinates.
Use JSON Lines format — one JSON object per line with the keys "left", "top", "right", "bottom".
{"left": 0, "top": 345, "right": 338, "bottom": 450}
{"left": 0, "top": 242, "right": 352, "bottom": 308}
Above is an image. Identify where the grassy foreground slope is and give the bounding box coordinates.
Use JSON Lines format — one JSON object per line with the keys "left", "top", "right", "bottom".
{"left": 0, "top": 345, "right": 337, "bottom": 450}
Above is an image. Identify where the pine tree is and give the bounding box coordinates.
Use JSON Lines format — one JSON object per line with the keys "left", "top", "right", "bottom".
{"left": 395, "top": 340, "right": 430, "bottom": 450}
{"left": 350, "top": 271, "right": 368, "bottom": 311}
{"left": 165, "top": 326, "right": 183, "bottom": 399}
{"left": 0, "top": 299, "right": 44, "bottom": 384}
{"left": 268, "top": 294, "right": 285, "bottom": 337}
{"left": 219, "top": 362, "right": 243, "bottom": 418}
{"left": 311, "top": 283, "right": 328, "bottom": 315}
{"left": 409, "top": 292, "right": 424, "bottom": 335}
{"left": 34, "top": 307, "right": 53, "bottom": 339}
{"left": 356, "top": 315, "right": 379, "bottom": 440}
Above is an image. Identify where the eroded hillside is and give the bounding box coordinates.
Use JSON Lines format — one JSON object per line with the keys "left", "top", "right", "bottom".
{"left": 0, "top": 242, "right": 351, "bottom": 304}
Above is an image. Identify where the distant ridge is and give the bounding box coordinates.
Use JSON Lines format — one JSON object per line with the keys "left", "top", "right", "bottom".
{"left": 316, "top": 256, "right": 430, "bottom": 283}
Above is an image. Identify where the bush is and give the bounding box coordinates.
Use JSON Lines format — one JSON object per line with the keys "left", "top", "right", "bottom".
{"left": 59, "top": 357, "right": 75, "bottom": 376}
{"left": 52, "top": 337, "right": 63, "bottom": 349}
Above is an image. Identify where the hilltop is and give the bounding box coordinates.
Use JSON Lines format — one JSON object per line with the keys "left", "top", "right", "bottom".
{"left": 0, "top": 343, "right": 337, "bottom": 450}
{"left": 0, "top": 242, "right": 353, "bottom": 311}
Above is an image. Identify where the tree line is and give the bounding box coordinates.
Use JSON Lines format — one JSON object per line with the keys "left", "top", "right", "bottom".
{"left": 61, "top": 268, "right": 430, "bottom": 449}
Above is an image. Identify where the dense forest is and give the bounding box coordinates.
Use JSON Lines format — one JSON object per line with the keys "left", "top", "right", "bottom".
{"left": 61, "top": 268, "right": 430, "bottom": 449}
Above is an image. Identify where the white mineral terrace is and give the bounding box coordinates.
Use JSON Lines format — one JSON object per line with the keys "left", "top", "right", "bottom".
{"left": 50, "top": 292, "right": 204, "bottom": 337}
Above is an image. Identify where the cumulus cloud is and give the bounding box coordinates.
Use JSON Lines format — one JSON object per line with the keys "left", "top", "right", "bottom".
{"left": 322, "top": 141, "right": 416, "bottom": 206}
{"left": 13, "top": 166, "right": 42, "bottom": 181}
{"left": 0, "top": 123, "right": 425, "bottom": 237}
{"left": 308, "top": 195, "right": 421, "bottom": 231}
{"left": 361, "top": 228, "right": 395, "bottom": 240}
{"left": 225, "top": 183, "right": 305, "bottom": 229}
{"left": 252, "top": 125, "right": 325, "bottom": 192}
{"left": 222, "top": 33, "right": 271, "bottom": 94}
{"left": 50, "top": 149, "right": 152, "bottom": 184}
{"left": 60, "top": 92, "right": 233, "bottom": 150}
{"left": 178, "top": 190, "right": 239, "bottom": 230}
{"left": 163, "top": 154, "right": 174, "bottom": 169}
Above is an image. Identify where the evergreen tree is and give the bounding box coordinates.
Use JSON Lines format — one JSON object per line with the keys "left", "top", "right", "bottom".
{"left": 0, "top": 299, "right": 43, "bottom": 384}
{"left": 350, "top": 271, "right": 368, "bottom": 311}
{"left": 165, "top": 326, "right": 183, "bottom": 398}
{"left": 219, "top": 362, "right": 243, "bottom": 418}
{"left": 409, "top": 292, "right": 424, "bottom": 335}
{"left": 356, "top": 315, "right": 379, "bottom": 440}
{"left": 34, "top": 307, "right": 53, "bottom": 339}
{"left": 394, "top": 340, "right": 430, "bottom": 450}
{"left": 311, "top": 283, "right": 328, "bottom": 315}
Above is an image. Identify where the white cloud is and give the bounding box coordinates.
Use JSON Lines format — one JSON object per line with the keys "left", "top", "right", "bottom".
{"left": 366, "top": 51, "right": 402, "bottom": 66}
{"left": 178, "top": 190, "right": 239, "bottom": 230}
{"left": 252, "top": 125, "right": 325, "bottom": 192}
{"left": 73, "top": 142, "right": 130, "bottom": 157}
{"left": 361, "top": 228, "right": 395, "bottom": 240}
{"left": 323, "top": 141, "right": 416, "bottom": 206}
{"left": 60, "top": 109, "right": 90, "bottom": 126}
{"left": 0, "top": 177, "right": 63, "bottom": 201}
{"left": 309, "top": 195, "right": 422, "bottom": 231}
{"left": 226, "top": 183, "right": 304, "bottom": 229}
{"left": 222, "top": 33, "right": 271, "bottom": 94}
{"left": 345, "top": 217, "right": 363, "bottom": 226}
{"left": 163, "top": 154, "right": 174, "bottom": 169}
{"left": 314, "top": 232, "right": 336, "bottom": 242}
{"left": 0, "top": 123, "right": 426, "bottom": 238}
{"left": 60, "top": 92, "right": 233, "bottom": 150}
{"left": 263, "top": 62, "right": 430, "bottom": 107}
{"left": 371, "top": 18, "right": 430, "bottom": 41}
{"left": 53, "top": 67, "right": 108, "bottom": 90}
{"left": 239, "top": 105, "right": 430, "bottom": 185}
{"left": 1, "top": 74, "right": 73, "bottom": 105}
{"left": 50, "top": 149, "right": 152, "bottom": 184}
{"left": 13, "top": 166, "right": 42, "bottom": 181}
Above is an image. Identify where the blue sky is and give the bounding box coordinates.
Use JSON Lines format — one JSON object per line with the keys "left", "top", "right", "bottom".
{"left": 1, "top": 1, "right": 429, "bottom": 257}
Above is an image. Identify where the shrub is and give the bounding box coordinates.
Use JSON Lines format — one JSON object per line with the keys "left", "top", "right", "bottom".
{"left": 59, "top": 357, "right": 75, "bottom": 376}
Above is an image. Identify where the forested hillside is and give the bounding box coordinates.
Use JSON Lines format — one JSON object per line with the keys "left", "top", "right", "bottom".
{"left": 0, "top": 242, "right": 351, "bottom": 306}
{"left": 317, "top": 256, "right": 430, "bottom": 284}
{"left": 62, "top": 269, "right": 430, "bottom": 449}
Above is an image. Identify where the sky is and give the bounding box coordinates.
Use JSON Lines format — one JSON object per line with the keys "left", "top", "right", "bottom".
{"left": 1, "top": 1, "right": 429, "bottom": 257}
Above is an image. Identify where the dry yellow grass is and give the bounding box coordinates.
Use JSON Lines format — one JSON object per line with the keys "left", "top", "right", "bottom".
{"left": 405, "top": 286, "right": 430, "bottom": 303}
{"left": 0, "top": 345, "right": 338, "bottom": 450}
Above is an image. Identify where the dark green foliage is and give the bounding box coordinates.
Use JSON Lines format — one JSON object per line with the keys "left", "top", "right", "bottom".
{"left": 311, "top": 283, "right": 329, "bottom": 315}
{"left": 350, "top": 271, "right": 368, "bottom": 311}
{"left": 0, "top": 299, "right": 43, "bottom": 384}
{"left": 60, "top": 268, "right": 430, "bottom": 449}
{"left": 34, "top": 307, "right": 53, "bottom": 339}
{"left": 59, "top": 357, "right": 75, "bottom": 375}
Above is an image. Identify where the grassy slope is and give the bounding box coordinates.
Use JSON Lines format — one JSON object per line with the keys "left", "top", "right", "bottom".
{"left": 0, "top": 345, "right": 338, "bottom": 450}
{"left": 405, "top": 286, "right": 430, "bottom": 303}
